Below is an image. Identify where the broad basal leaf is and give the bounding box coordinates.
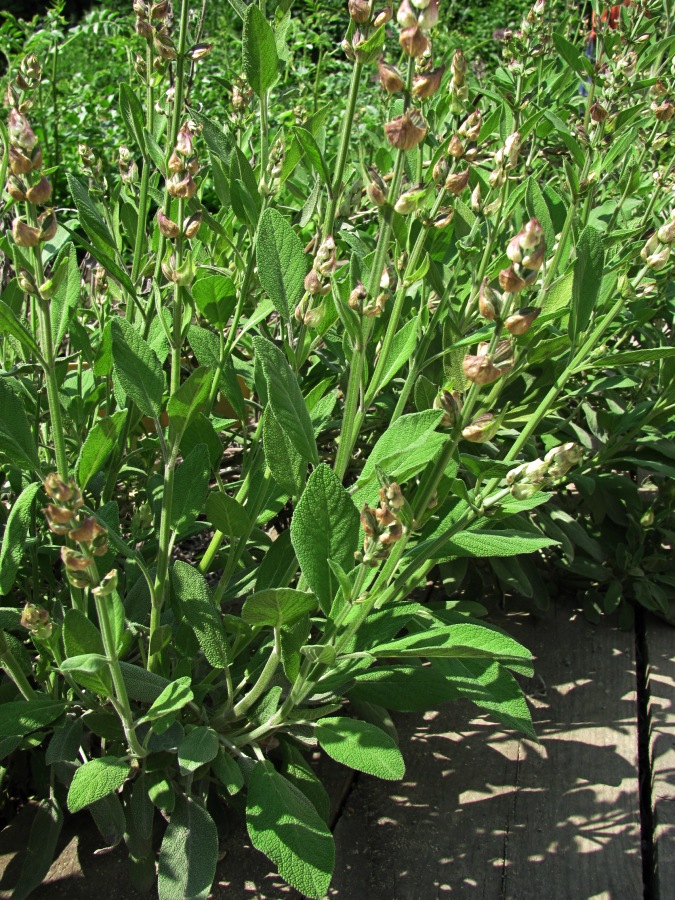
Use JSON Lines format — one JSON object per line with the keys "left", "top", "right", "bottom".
{"left": 158, "top": 795, "right": 218, "bottom": 900}
{"left": 242, "top": 4, "right": 279, "bottom": 97}
{"left": 371, "top": 623, "right": 533, "bottom": 675}
{"left": 246, "top": 760, "right": 334, "bottom": 899}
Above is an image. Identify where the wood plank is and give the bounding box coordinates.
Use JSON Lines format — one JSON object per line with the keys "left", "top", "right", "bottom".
{"left": 646, "top": 614, "right": 675, "bottom": 897}
{"left": 331, "top": 602, "right": 643, "bottom": 899}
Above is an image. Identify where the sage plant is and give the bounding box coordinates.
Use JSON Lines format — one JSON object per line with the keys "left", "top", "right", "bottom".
{"left": 0, "top": 0, "right": 673, "bottom": 896}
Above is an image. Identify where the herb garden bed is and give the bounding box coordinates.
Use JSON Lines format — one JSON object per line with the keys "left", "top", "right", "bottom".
{"left": 1, "top": 598, "right": 671, "bottom": 900}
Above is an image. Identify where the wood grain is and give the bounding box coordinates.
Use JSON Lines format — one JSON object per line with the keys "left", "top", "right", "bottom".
{"left": 646, "top": 615, "right": 675, "bottom": 898}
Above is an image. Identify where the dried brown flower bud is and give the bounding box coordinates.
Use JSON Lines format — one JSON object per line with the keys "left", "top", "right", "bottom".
{"left": 9, "top": 147, "right": 33, "bottom": 176}
{"left": 22, "top": 53, "right": 42, "bottom": 82}
{"left": 42, "top": 503, "right": 75, "bottom": 535}
{"left": 150, "top": 0, "right": 169, "bottom": 18}
{"left": 378, "top": 521, "right": 403, "bottom": 544}
{"left": 657, "top": 219, "right": 675, "bottom": 244}
{"left": 44, "top": 473, "right": 74, "bottom": 503}
{"left": 153, "top": 30, "right": 177, "bottom": 59}
{"left": 479, "top": 279, "right": 502, "bottom": 321}
{"left": 38, "top": 208, "right": 57, "bottom": 242}
{"left": 444, "top": 167, "right": 470, "bottom": 195}
{"left": 504, "top": 306, "right": 540, "bottom": 335}
{"left": 175, "top": 124, "right": 194, "bottom": 157}
{"left": 167, "top": 171, "right": 197, "bottom": 199}
{"left": 385, "top": 110, "right": 428, "bottom": 150}
{"left": 8, "top": 109, "right": 38, "bottom": 151}
{"left": 92, "top": 569, "right": 119, "bottom": 598}
{"left": 61, "top": 546, "right": 93, "bottom": 572}
{"left": 21, "top": 604, "right": 52, "bottom": 640}
{"left": 462, "top": 353, "right": 502, "bottom": 385}
{"left": 373, "top": 6, "right": 393, "bottom": 27}
{"left": 367, "top": 170, "right": 388, "bottom": 206}
{"left": 433, "top": 208, "right": 454, "bottom": 229}
{"left": 12, "top": 217, "right": 40, "bottom": 247}
{"left": 348, "top": 281, "right": 368, "bottom": 311}
{"left": 69, "top": 517, "right": 107, "bottom": 546}
{"left": 653, "top": 99, "right": 675, "bottom": 122}
{"left": 6, "top": 175, "right": 27, "bottom": 201}
{"left": 183, "top": 211, "right": 203, "bottom": 239}
{"left": 498, "top": 266, "right": 529, "bottom": 293}
{"left": 394, "top": 182, "right": 428, "bottom": 214}
{"left": 349, "top": 0, "right": 372, "bottom": 23}
{"left": 419, "top": 0, "right": 439, "bottom": 30}
{"left": 459, "top": 110, "right": 482, "bottom": 142}
{"left": 361, "top": 504, "right": 379, "bottom": 536}
{"left": 135, "top": 16, "right": 153, "bottom": 38}
{"left": 397, "top": 0, "right": 417, "bottom": 27}
{"left": 448, "top": 134, "right": 465, "bottom": 158}
{"left": 381, "top": 482, "right": 405, "bottom": 512}
{"left": 157, "top": 209, "right": 181, "bottom": 238}
{"left": 187, "top": 42, "right": 214, "bottom": 61}
{"left": 433, "top": 389, "right": 463, "bottom": 427}
{"left": 590, "top": 102, "right": 608, "bottom": 123}
{"left": 26, "top": 175, "right": 52, "bottom": 205}
{"left": 462, "top": 412, "right": 499, "bottom": 443}
{"left": 378, "top": 58, "right": 405, "bottom": 93}
{"left": 412, "top": 65, "right": 445, "bottom": 99}
{"left": 304, "top": 269, "right": 330, "bottom": 296}
{"left": 451, "top": 50, "right": 468, "bottom": 85}
{"left": 399, "top": 25, "right": 429, "bottom": 58}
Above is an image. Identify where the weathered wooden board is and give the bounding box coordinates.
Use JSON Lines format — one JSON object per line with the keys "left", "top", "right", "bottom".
{"left": 331, "top": 603, "right": 643, "bottom": 899}
{"left": 646, "top": 614, "right": 675, "bottom": 898}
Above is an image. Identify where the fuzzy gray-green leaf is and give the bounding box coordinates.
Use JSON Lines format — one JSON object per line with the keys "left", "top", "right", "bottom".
{"left": 256, "top": 207, "right": 306, "bottom": 323}
{"left": 290, "top": 465, "right": 359, "bottom": 614}
{"left": 158, "top": 795, "right": 218, "bottom": 900}
{"left": 246, "top": 760, "right": 334, "bottom": 899}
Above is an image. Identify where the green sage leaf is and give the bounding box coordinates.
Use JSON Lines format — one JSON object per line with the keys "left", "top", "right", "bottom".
{"left": 158, "top": 795, "right": 218, "bottom": 900}
{"left": 177, "top": 727, "right": 219, "bottom": 776}
{"left": 0, "top": 481, "right": 40, "bottom": 595}
{"left": 67, "top": 756, "right": 131, "bottom": 813}
{"left": 256, "top": 207, "right": 306, "bottom": 323}
{"left": 10, "top": 798, "right": 63, "bottom": 900}
{"left": 242, "top": 4, "right": 279, "bottom": 97}
{"left": 315, "top": 716, "right": 405, "bottom": 780}
{"left": 569, "top": 225, "right": 605, "bottom": 341}
{"left": 290, "top": 465, "right": 360, "bottom": 614}
{"left": 242, "top": 588, "right": 317, "bottom": 628}
{"left": 111, "top": 318, "right": 164, "bottom": 419}
{"left": 253, "top": 336, "right": 318, "bottom": 464}
{"left": 172, "top": 561, "right": 230, "bottom": 667}
{"left": 246, "top": 760, "right": 334, "bottom": 899}
{"left": 0, "top": 380, "right": 42, "bottom": 473}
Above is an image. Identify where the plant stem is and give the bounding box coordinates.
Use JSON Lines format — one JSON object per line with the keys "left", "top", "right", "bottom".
{"left": 148, "top": 452, "right": 176, "bottom": 672}
{"left": 26, "top": 208, "right": 69, "bottom": 479}
{"left": 230, "top": 627, "right": 280, "bottom": 719}
{"left": 89, "top": 570, "right": 146, "bottom": 757}
{"left": 322, "top": 61, "right": 364, "bottom": 236}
